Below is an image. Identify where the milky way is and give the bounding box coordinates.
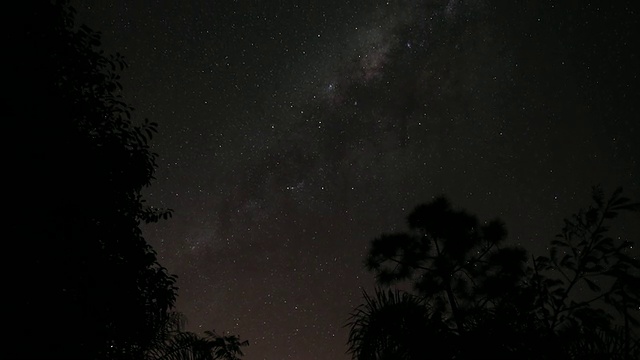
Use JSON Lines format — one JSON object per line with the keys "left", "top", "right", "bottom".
{"left": 77, "top": 1, "right": 639, "bottom": 358}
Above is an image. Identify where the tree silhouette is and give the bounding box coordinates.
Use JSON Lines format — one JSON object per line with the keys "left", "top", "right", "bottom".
{"left": 7, "top": 1, "right": 177, "bottom": 358}
{"left": 349, "top": 188, "right": 639, "bottom": 359}
{"left": 364, "top": 196, "right": 529, "bottom": 334}
{"left": 346, "top": 288, "right": 453, "bottom": 360}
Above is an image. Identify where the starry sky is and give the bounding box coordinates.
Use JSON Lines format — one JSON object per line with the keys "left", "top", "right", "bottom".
{"left": 76, "top": 1, "right": 639, "bottom": 359}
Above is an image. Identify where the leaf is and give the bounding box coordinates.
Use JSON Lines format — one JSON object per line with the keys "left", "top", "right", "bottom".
{"left": 592, "top": 237, "right": 614, "bottom": 253}
{"left": 610, "top": 196, "right": 631, "bottom": 207}
{"left": 560, "top": 255, "right": 576, "bottom": 270}
{"left": 611, "top": 202, "right": 640, "bottom": 212}
{"left": 535, "top": 256, "right": 551, "bottom": 271}
{"left": 583, "top": 277, "right": 601, "bottom": 292}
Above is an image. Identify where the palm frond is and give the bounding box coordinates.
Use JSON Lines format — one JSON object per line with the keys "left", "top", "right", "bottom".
{"left": 345, "top": 287, "right": 449, "bottom": 360}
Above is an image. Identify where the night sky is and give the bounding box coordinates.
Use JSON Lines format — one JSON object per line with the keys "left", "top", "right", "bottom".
{"left": 76, "top": 1, "right": 639, "bottom": 359}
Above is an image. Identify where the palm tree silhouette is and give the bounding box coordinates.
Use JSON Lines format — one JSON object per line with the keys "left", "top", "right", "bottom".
{"left": 346, "top": 288, "right": 453, "bottom": 360}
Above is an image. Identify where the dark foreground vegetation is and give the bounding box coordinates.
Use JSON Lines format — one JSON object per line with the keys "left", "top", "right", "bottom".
{"left": 7, "top": 1, "right": 247, "bottom": 359}
{"left": 347, "top": 188, "right": 639, "bottom": 359}
{"left": 6, "top": 1, "right": 637, "bottom": 360}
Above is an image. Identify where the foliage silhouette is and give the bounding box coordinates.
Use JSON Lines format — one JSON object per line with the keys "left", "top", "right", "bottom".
{"left": 346, "top": 288, "right": 453, "bottom": 360}
{"left": 145, "top": 312, "right": 249, "bottom": 360}
{"left": 6, "top": 1, "right": 247, "bottom": 359}
{"left": 531, "top": 186, "right": 640, "bottom": 358}
{"left": 364, "top": 196, "right": 529, "bottom": 334}
{"left": 348, "top": 188, "right": 639, "bottom": 359}
{"left": 562, "top": 325, "right": 639, "bottom": 360}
